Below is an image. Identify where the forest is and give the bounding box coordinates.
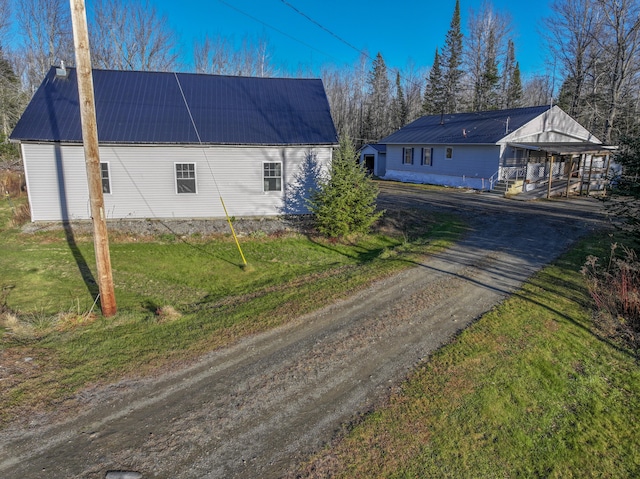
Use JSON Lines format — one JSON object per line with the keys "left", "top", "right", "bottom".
{"left": 1, "top": 0, "right": 639, "bottom": 162}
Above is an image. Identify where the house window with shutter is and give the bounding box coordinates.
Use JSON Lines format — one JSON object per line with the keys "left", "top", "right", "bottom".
{"left": 175, "top": 163, "right": 197, "bottom": 194}
{"left": 421, "top": 148, "right": 433, "bottom": 166}
{"left": 264, "top": 162, "right": 282, "bottom": 192}
{"left": 403, "top": 147, "right": 414, "bottom": 165}
{"left": 100, "top": 162, "right": 111, "bottom": 194}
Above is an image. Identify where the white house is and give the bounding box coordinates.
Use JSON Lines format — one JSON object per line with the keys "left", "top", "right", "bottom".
{"left": 360, "top": 105, "right": 610, "bottom": 193}
{"left": 10, "top": 67, "right": 338, "bottom": 221}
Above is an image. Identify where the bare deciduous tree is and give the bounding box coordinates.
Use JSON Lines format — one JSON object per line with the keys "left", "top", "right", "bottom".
{"left": 15, "top": 0, "right": 73, "bottom": 92}
{"left": 0, "top": 0, "right": 11, "bottom": 45}
{"left": 597, "top": 0, "right": 640, "bottom": 142}
{"left": 90, "top": 0, "right": 179, "bottom": 71}
{"left": 544, "top": 0, "right": 602, "bottom": 117}
{"left": 465, "top": 1, "right": 513, "bottom": 111}
{"left": 193, "top": 34, "right": 276, "bottom": 77}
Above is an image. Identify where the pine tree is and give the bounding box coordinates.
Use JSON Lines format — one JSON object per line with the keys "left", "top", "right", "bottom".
{"left": 423, "top": 48, "right": 445, "bottom": 115}
{"left": 478, "top": 30, "right": 500, "bottom": 110}
{"left": 507, "top": 62, "right": 523, "bottom": 109}
{"left": 441, "top": 0, "right": 463, "bottom": 114}
{"left": 366, "top": 52, "right": 391, "bottom": 141}
{"left": 0, "top": 48, "right": 23, "bottom": 163}
{"left": 391, "top": 71, "right": 408, "bottom": 130}
{"left": 501, "top": 39, "right": 523, "bottom": 109}
{"left": 308, "top": 136, "right": 383, "bottom": 238}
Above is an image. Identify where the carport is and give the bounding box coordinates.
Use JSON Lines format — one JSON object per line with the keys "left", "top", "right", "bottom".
{"left": 506, "top": 142, "right": 617, "bottom": 198}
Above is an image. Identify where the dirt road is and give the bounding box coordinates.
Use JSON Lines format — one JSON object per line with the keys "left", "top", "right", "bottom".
{"left": 0, "top": 184, "right": 607, "bottom": 478}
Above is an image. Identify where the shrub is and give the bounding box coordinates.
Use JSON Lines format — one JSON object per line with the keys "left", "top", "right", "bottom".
{"left": 582, "top": 243, "right": 640, "bottom": 356}
{"left": 308, "top": 136, "right": 383, "bottom": 238}
{"left": 0, "top": 169, "right": 25, "bottom": 197}
{"left": 10, "top": 202, "right": 31, "bottom": 227}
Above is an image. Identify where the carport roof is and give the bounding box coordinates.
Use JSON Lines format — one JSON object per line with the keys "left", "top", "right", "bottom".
{"left": 509, "top": 142, "right": 616, "bottom": 155}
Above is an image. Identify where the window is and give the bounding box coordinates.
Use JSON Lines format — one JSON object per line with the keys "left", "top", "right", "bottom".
{"left": 175, "top": 163, "right": 196, "bottom": 194}
{"left": 445, "top": 147, "right": 454, "bottom": 160}
{"left": 100, "top": 162, "right": 111, "bottom": 194}
{"left": 403, "top": 147, "right": 414, "bottom": 165}
{"left": 421, "top": 148, "right": 432, "bottom": 166}
{"left": 264, "top": 162, "right": 282, "bottom": 192}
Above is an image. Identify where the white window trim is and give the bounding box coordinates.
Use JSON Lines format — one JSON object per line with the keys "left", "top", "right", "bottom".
{"left": 421, "top": 147, "right": 433, "bottom": 166}
{"left": 100, "top": 161, "right": 112, "bottom": 195}
{"left": 445, "top": 146, "right": 454, "bottom": 160}
{"left": 175, "top": 162, "right": 197, "bottom": 194}
{"left": 263, "top": 161, "right": 283, "bottom": 193}
{"left": 403, "top": 147, "right": 414, "bottom": 165}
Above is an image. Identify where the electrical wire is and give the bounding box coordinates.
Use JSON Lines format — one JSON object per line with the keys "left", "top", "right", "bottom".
{"left": 173, "top": 72, "right": 248, "bottom": 267}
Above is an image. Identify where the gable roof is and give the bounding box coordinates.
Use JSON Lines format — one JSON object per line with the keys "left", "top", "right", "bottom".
{"left": 359, "top": 143, "right": 387, "bottom": 153}
{"left": 10, "top": 67, "right": 338, "bottom": 146}
{"left": 379, "top": 105, "right": 552, "bottom": 145}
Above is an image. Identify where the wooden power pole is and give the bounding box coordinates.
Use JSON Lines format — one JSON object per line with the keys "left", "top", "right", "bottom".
{"left": 69, "top": 0, "right": 117, "bottom": 316}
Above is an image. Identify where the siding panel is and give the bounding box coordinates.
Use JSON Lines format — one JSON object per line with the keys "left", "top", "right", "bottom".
{"left": 24, "top": 144, "right": 331, "bottom": 221}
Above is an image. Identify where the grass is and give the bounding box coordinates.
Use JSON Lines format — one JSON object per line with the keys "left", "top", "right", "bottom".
{"left": 0, "top": 197, "right": 464, "bottom": 427}
{"left": 297, "top": 232, "right": 640, "bottom": 478}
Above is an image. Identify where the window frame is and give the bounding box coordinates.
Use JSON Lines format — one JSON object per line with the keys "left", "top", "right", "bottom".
{"left": 263, "top": 161, "right": 283, "bottom": 192}
{"left": 445, "top": 146, "right": 454, "bottom": 160}
{"left": 403, "top": 147, "right": 414, "bottom": 165}
{"left": 175, "top": 162, "right": 197, "bottom": 194}
{"left": 100, "top": 161, "right": 111, "bottom": 194}
{"left": 421, "top": 147, "right": 433, "bottom": 166}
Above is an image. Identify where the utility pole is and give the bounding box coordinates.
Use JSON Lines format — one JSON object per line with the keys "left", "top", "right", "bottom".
{"left": 69, "top": 0, "right": 117, "bottom": 316}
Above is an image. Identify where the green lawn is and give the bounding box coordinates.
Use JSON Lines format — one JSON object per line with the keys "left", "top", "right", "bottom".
{"left": 297, "top": 233, "right": 640, "bottom": 478}
{"left": 0, "top": 198, "right": 463, "bottom": 426}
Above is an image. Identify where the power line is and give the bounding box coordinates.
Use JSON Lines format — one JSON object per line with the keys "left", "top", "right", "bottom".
{"left": 279, "top": 0, "right": 365, "bottom": 59}
{"left": 217, "top": 0, "right": 341, "bottom": 65}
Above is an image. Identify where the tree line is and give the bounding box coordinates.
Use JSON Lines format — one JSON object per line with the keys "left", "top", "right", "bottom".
{"left": 1, "top": 0, "right": 639, "bottom": 163}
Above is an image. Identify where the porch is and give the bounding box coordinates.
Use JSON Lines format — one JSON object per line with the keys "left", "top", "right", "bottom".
{"left": 490, "top": 144, "right": 615, "bottom": 198}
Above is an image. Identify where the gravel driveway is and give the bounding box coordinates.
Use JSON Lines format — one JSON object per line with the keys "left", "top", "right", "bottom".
{"left": 0, "top": 183, "right": 608, "bottom": 479}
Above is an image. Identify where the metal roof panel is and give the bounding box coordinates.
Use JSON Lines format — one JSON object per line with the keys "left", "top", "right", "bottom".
{"left": 11, "top": 68, "right": 338, "bottom": 146}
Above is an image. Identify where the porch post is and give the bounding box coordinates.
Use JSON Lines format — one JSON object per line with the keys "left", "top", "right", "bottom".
{"left": 579, "top": 154, "right": 586, "bottom": 196}
{"left": 586, "top": 154, "right": 594, "bottom": 196}
{"left": 603, "top": 154, "right": 612, "bottom": 195}
{"left": 547, "top": 154, "right": 554, "bottom": 199}
{"left": 565, "top": 156, "right": 574, "bottom": 197}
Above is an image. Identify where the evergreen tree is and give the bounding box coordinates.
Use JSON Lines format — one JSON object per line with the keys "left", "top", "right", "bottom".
{"left": 480, "top": 29, "right": 500, "bottom": 110}
{"left": 501, "top": 39, "right": 520, "bottom": 108}
{"left": 441, "top": 0, "right": 464, "bottom": 114}
{"left": 423, "top": 48, "right": 445, "bottom": 115}
{"left": 308, "top": 136, "right": 383, "bottom": 238}
{"left": 391, "top": 71, "right": 408, "bottom": 130}
{"left": 0, "top": 48, "right": 23, "bottom": 163}
{"left": 365, "top": 52, "right": 391, "bottom": 141}
{"left": 507, "top": 62, "right": 523, "bottom": 108}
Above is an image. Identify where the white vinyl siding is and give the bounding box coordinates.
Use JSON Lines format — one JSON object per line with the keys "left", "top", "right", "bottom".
{"left": 22, "top": 144, "right": 332, "bottom": 221}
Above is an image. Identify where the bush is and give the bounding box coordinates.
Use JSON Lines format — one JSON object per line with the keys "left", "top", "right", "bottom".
{"left": 308, "top": 136, "right": 383, "bottom": 238}
{"left": 582, "top": 243, "right": 640, "bottom": 356}
{"left": 604, "top": 135, "right": 640, "bottom": 241}
{"left": 0, "top": 169, "right": 25, "bottom": 197}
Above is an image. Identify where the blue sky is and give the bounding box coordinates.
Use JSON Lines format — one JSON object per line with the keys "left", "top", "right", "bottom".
{"left": 146, "top": 0, "right": 553, "bottom": 78}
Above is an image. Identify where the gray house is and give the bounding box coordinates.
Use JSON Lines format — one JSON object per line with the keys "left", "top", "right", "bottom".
{"left": 10, "top": 67, "right": 338, "bottom": 222}
{"left": 361, "top": 105, "right": 609, "bottom": 193}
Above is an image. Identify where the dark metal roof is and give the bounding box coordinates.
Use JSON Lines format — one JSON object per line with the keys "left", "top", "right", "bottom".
{"left": 379, "top": 105, "right": 552, "bottom": 145}
{"left": 359, "top": 143, "right": 386, "bottom": 153}
{"left": 11, "top": 67, "right": 338, "bottom": 145}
